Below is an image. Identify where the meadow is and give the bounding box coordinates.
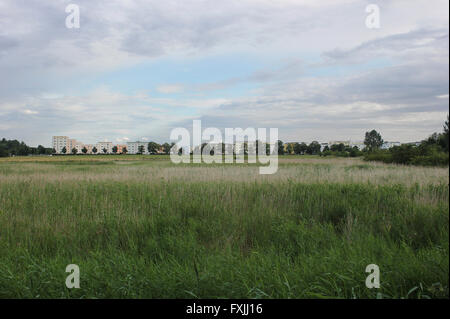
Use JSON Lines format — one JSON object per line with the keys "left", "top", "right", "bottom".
{"left": 0, "top": 155, "right": 448, "bottom": 298}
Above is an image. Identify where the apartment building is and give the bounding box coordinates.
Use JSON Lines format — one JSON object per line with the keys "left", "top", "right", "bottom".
{"left": 67, "top": 139, "right": 76, "bottom": 152}
{"left": 52, "top": 136, "right": 128, "bottom": 154}
{"left": 82, "top": 144, "right": 94, "bottom": 154}
{"left": 126, "top": 141, "right": 150, "bottom": 154}
{"left": 381, "top": 141, "right": 401, "bottom": 149}
{"left": 97, "top": 141, "right": 113, "bottom": 154}
{"left": 115, "top": 144, "right": 127, "bottom": 153}
{"left": 52, "top": 136, "right": 69, "bottom": 153}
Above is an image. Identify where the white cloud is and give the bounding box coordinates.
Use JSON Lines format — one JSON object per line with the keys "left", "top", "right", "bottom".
{"left": 156, "top": 84, "right": 184, "bottom": 94}
{"left": 21, "top": 109, "right": 38, "bottom": 115}
{"left": 115, "top": 137, "right": 130, "bottom": 143}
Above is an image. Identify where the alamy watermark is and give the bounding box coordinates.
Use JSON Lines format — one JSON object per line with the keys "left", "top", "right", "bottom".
{"left": 64, "top": 3, "right": 379, "bottom": 30}
{"left": 365, "top": 4, "right": 380, "bottom": 29}
{"left": 65, "top": 264, "right": 80, "bottom": 289}
{"left": 365, "top": 264, "right": 380, "bottom": 289}
{"left": 169, "top": 120, "right": 279, "bottom": 175}
{"left": 65, "top": 4, "right": 80, "bottom": 29}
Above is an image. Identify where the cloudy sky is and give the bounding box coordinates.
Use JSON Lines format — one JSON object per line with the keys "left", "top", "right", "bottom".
{"left": 0, "top": 0, "right": 448, "bottom": 147}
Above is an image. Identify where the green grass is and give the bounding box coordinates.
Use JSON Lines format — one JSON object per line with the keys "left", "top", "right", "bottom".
{"left": 0, "top": 155, "right": 448, "bottom": 298}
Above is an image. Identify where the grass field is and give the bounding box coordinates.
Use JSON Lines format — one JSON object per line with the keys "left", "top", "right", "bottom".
{"left": 0, "top": 155, "right": 448, "bottom": 298}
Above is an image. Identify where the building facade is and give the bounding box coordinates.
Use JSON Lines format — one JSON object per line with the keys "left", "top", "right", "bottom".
{"left": 52, "top": 136, "right": 129, "bottom": 154}
{"left": 52, "top": 136, "right": 69, "bottom": 153}
{"left": 381, "top": 141, "right": 401, "bottom": 149}
{"left": 96, "top": 142, "right": 113, "bottom": 154}
{"left": 126, "top": 141, "right": 150, "bottom": 154}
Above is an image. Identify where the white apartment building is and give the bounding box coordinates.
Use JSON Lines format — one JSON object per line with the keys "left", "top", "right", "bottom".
{"left": 126, "top": 141, "right": 149, "bottom": 154}
{"left": 53, "top": 136, "right": 86, "bottom": 154}
{"left": 83, "top": 144, "right": 95, "bottom": 154}
{"left": 68, "top": 139, "right": 75, "bottom": 151}
{"left": 52, "top": 136, "right": 69, "bottom": 153}
{"left": 381, "top": 141, "right": 401, "bottom": 149}
{"left": 74, "top": 140, "right": 85, "bottom": 153}
{"left": 52, "top": 136, "right": 119, "bottom": 154}
{"left": 96, "top": 141, "right": 113, "bottom": 154}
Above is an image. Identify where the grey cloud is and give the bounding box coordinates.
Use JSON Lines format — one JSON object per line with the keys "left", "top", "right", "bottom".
{"left": 170, "top": 55, "right": 449, "bottom": 143}
{"left": 0, "top": 36, "right": 18, "bottom": 55}
{"left": 322, "top": 28, "right": 449, "bottom": 63}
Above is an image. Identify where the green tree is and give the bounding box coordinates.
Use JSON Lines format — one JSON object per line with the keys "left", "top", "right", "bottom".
{"left": 200, "top": 143, "right": 208, "bottom": 154}
{"left": 0, "top": 145, "right": 7, "bottom": 157}
{"left": 263, "top": 143, "right": 269, "bottom": 155}
{"left": 442, "top": 114, "right": 449, "bottom": 151}
{"left": 61, "top": 146, "right": 67, "bottom": 154}
{"left": 102, "top": 148, "right": 108, "bottom": 154}
{"left": 364, "top": 130, "right": 383, "bottom": 152}
{"left": 112, "top": 146, "right": 118, "bottom": 154}
{"left": 37, "top": 145, "right": 46, "bottom": 154}
{"left": 293, "top": 142, "right": 300, "bottom": 155}
{"left": 422, "top": 116, "right": 449, "bottom": 152}
{"left": 92, "top": 147, "right": 97, "bottom": 154}
{"left": 349, "top": 146, "right": 361, "bottom": 157}
{"left": 147, "top": 142, "right": 160, "bottom": 154}
{"left": 255, "top": 140, "right": 261, "bottom": 154}
{"left": 331, "top": 143, "right": 345, "bottom": 152}
{"left": 0, "top": 139, "right": 30, "bottom": 156}
{"left": 444, "top": 114, "right": 449, "bottom": 136}
{"left": 286, "top": 143, "right": 294, "bottom": 155}
{"left": 307, "top": 141, "right": 321, "bottom": 155}
{"left": 297, "top": 142, "right": 308, "bottom": 155}
{"left": 277, "top": 140, "right": 285, "bottom": 155}
{"left": 82, "top": 147, "right": 88, "bottom": 154}
{"left": 138, "top": 145, "right": 145, "bottom": 155}
{"left": 122, "top": 147, "right": 127, "bottom": 154}
{"left": 162, "top": 143, "right": 171, "bottom": 155}
{"left": 71, "top": 147, "right": 78, "bottom": 155}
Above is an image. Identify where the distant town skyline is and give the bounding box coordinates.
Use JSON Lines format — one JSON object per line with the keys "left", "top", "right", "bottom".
{"left": 51, "top": 134, "right": 404, "bottom": 154}
{"left": 43, "top": 130, "right": 426, "bottom": 150}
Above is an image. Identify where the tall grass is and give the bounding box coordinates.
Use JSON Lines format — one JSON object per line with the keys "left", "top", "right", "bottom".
{"left": 0, "top": 156, "right": 448, "bottom": 298}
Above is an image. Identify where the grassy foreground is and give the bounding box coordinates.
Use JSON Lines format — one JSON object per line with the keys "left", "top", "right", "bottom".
{"left": 0, "top": 155, "right": 448, "bottom": 298}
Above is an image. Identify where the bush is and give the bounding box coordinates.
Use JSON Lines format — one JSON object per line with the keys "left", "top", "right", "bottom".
{"left": 364, "top": 150, "right": 393, "bottom": 163}
{"left": 320, "top": 147, "right": 363, "bottom": 158}
{"left": 0, "top": 145, "right": 7, "bottom": 158}
{"left": 410, "top": 153, "right": 449, "bottom": 166}
{"left": 390, "top": 145, "right": 417, "bottom": 164}
{"left": 364, "top": 144, "right": 449, "bottom": 167}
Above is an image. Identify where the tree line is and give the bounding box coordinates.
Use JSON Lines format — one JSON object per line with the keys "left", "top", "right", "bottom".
{"left": 364, "top": 115, "right": 449, "bottom": 166}
{"left": 0, "top": 139, "right": 53, "bottom": 157}
{"left": 59, "top": 145, "right": 126, "bottom": 155}
{"left": 1, "top": 115, "right": 448, "bottom": 165}
{"left": 52, "top": 142, "right": 176, "bottom": 155}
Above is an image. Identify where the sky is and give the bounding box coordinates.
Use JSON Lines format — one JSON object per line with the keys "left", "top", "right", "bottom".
{"left": 0, "top": 0, "right": 448, "bottom": 147}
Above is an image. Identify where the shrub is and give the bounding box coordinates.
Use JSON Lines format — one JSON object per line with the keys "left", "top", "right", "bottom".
{"left": 364, "top": 150, "right": 393, "bottom": 163}
{"left": 410, "top": 153, "right": 449, "bottom": 166}
{"left": 364, "top": 144, "right": 449, "bottom": 166}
